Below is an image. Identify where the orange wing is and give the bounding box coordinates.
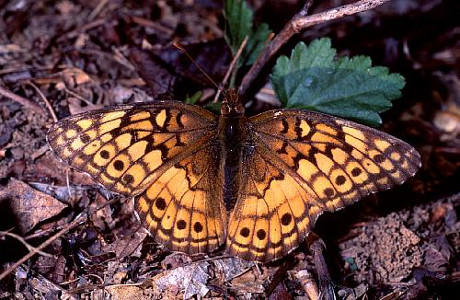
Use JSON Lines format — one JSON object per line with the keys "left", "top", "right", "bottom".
{"left": 48, "top": 101, "right": 227, "bottom": 254}
{"left": 226, "top": 109, "right": 421, "bottom": 261}
{"left": 136, "top": 142, "right": 226, "bottom": 254}
{"left": 47, "top": 101, "right": 217, "bottom": 196}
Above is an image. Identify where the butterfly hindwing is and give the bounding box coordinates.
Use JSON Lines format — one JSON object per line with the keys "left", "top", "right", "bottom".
{"left": 226, "top": 109, "right": 421, "bottom": 261}
{"left": 226, "top": 147, "right": 314, "bottom": 261}
{"left": 136, "top": 142, "right": 226, "bottom": 254}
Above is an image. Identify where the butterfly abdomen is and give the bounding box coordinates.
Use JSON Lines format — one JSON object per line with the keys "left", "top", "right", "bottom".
{"left": 218, "top": 114, "right": 250, "bottom": 212}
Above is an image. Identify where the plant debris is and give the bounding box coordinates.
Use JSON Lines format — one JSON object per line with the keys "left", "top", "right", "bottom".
{"left": 0, "top": 0, "right": 458, "bottom": 299}
{"left": 0, "top": 178, "right": 67, "bottom": 234}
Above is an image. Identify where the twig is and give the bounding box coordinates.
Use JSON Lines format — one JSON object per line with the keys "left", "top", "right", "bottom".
{"left": 0, "top": 196, "right": 121, "bottom": 281}
{"left": 213, "top": 35, "right": 249, "bottom": 103}
{"left": 57, "top": 19, "right": 106, "bottom": 42}
{"left": 88, "top": 0, "right": 108, "bottom": 21}
{"left": 293, "top": 269, "right": 319, "bottom": 300}
{"left": 309, "top": 236, "right": 336, "bottom": 300}
{"left": 130, "top": 16, "right": 174, "bottom": 35}
{"left": 66, "top": 168, "right": 72, "bottom": 199}
{"left": 27, "top": 81, "right": 58, "bottom": 122}
{"left": 238, "top": 0, "right": 392, "bottom": 97}
{"left": 0, "top": 231, "right": 54, "bottom": 258}
{"left": 0, "top": 213, "right": 86, "bottom": 281}
{"left": 0, "top": 85, "right": 46, "bottom": 114}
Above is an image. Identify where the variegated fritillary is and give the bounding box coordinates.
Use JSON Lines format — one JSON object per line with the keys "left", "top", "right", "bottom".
{"left": 47, "top": 90, "right": 421, "bottom": 262}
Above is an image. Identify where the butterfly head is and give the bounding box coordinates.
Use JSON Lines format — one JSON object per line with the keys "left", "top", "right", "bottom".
{"left": 221, "top": 89, "right": 245, "bottom": 116}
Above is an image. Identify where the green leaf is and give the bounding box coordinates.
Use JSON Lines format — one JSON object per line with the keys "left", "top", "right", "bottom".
{"left": 224, "top": 0, "right": 253, "bottom": 54}
{"left": 205, "top": 101, "right": 221, "bottom": 114}
{"left": 271, "top": 38, "right": 405, "bottom": 126}
{"left": 244, "top": 23, "right": 271, "bottom": 65}
{"left": 224, "top": 0, "right": 271, "bottom": 66}
{"left": 185, "top": 91, "right": 202, "bottom": 105}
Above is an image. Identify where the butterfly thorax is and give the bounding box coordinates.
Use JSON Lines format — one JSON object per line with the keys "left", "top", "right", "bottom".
{"left": 220, "top": 89, "right": 244, "bottom": 116}
{"left": 219, "top": 90, "right": 249, "bottom": 211}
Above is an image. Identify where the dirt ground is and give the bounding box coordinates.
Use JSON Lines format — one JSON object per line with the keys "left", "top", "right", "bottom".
{"left": 0, "top": 0, "right": 458, "bottom": 299}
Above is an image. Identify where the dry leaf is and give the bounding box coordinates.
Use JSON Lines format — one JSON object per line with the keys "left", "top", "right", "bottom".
{"left": 0, "top": 178, "right": 67, "bottom": 233}
{"left": 146, "top": 261, "right": 211, "bottom": 299}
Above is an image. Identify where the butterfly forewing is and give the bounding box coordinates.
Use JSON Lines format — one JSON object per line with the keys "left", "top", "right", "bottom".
{"left": 226, "top": 109, "right": 421, "bottom": 261}
{"left": 251, "top": 109, "right": 420, "bottom": 205}
{"left": 47, "top": 101, "right": 218, "bottom": 196}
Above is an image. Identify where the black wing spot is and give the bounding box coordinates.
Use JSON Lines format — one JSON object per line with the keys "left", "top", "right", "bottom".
{"left": 256, "top": 229, "right": 266, "bottom": 240}
{"left": 373, "top": 154, "right": 385, "bottom": 163}
{"left": 80, "top": 133, "right": 91, "bottom": 143}
{"left": 100, "top": 150, "right": 110, "bottom": 159}
{"left": 155, "top": 198, "right": 166, "bottom": 210}
{"left": 240, "top": 227, "right": 250, "bottom": 237}
{"left": 335, "top": 175, "right": 346, "bottom": 185}
{"left": 114, "top": 160, "right": 124, "bottom": 171}
{"left": 324, "top": 188, "right": 335, "bottom": 197}
{"left": 177, "top": 219, "right": 187, "bottom": 230}
{"left": 351, "top": 167, "right": 362, "bottom": 177}
{"left": 281, "top": 213, "right": 292, "bottom": 226}
{"left": 123, "top": 174, "right": 134, "bottom": 184}
{"left": 194, "top": 222, "right": 203, "bottom": 233}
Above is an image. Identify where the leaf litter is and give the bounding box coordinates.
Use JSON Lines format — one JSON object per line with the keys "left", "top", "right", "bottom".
{"left": 0, "top": 1, "right": 458, "bottom": 299}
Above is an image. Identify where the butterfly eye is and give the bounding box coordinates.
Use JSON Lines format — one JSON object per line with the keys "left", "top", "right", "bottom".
{"left": 221, "top": 103, "right": 231, "bottom": 115}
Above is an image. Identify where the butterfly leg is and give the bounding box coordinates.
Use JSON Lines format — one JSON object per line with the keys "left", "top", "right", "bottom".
{"left": 307, "top": 233, "right": 337, "bottom": 300}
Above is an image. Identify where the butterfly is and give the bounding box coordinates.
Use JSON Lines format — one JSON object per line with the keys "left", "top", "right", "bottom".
{"left": 47, "top": 89, "right": 421, "bottom": 262}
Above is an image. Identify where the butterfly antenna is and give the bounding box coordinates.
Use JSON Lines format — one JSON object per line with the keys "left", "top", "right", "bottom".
{"left": 174, "top": 36, "right": 250, "bottom": 103}
{"left": 173, "top": 42, "right": 220, "bottom": 90}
